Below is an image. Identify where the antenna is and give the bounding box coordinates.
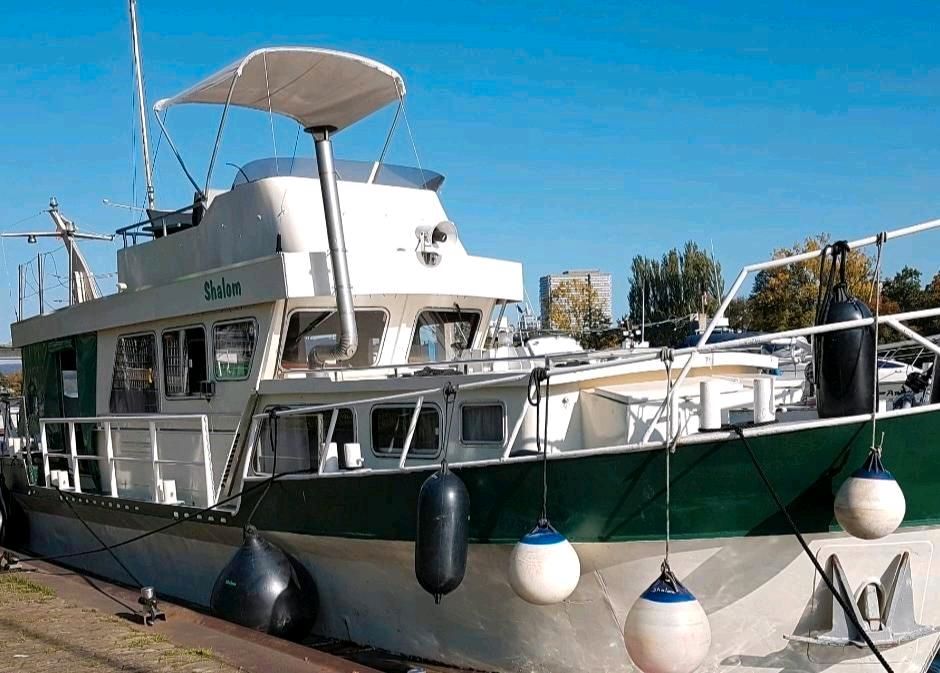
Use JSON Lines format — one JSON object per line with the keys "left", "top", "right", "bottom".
{"left": 129, "top": 0, "right": 155, "bottom": 210}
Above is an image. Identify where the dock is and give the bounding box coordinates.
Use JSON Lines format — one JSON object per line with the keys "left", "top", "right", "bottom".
{"left": 0, "top": 555, "right": 380, "bottom": 673}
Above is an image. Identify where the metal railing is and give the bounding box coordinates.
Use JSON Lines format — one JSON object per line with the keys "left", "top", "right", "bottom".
{"left": 251, "top": 216, "right": 940, "bottom": 476}
{"left": 115, "top": 203, "right": 196, "bottom": 247}
{"left": 637, "top": 217, "right": 940, "bottom": 443}
{"left": 38, "top": 414, "right": 215, "bottom": 507}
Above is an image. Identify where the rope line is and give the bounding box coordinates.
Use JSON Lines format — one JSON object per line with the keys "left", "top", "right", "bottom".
{"left": 400, "top": 102, "right": 430, "bottom": 191}
{"left": 871, "top": 233, "right": 885, "bottom": 454}
{"left": 731, "top": 425, "right": 893, "bottom": 673}
{"left": 661, "top": 348, "right": 674, "bottom": 563}
{"left": 246, "top": 407, "right": 281, "bottom": 526}
{"left": 262, "top": 52, "right": 279, "bottom": 176}
{"left": 526, "top": 367, "right": 551, "bottom": 523}
{"left": 440, "top": 383, "right": 458, "bottom": 470}
{"left": 56, "top": 484, "right": 144, "bottom": 588}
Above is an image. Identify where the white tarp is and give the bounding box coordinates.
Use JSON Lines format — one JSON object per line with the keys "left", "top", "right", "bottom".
{"left": 154, "top": 47, "right": 405, "bottom": 132}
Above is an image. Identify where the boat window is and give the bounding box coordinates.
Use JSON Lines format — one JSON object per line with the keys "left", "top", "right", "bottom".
{"left": 162, "top": 327, "right": 208, "bottom": 397}
{"left": 109, "top": 333, "right": 158, "bottom": 414}
{"left": 371, "top": 404, "right": 440, "bottom": 456}
{"left": 59, "top": 349, "right": 78, "bottom": 400}
{"left": 281, "top": 310, "right": 387, "bottom": 369}
{"left": 461, "top": 403, "right": 505, "bottom": 444}
{"left": 214, "top": 320, "right": 257, "bottom": 381}
{"left": 408, "top": 309, "right": 480, "bottom": 363}
{"left": 253, "top": 408, "right": 355, "bottom": 475}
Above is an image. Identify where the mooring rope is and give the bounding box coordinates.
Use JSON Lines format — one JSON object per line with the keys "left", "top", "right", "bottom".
{"left": 56, "top": 483, "right": 144, "bottom": 588}
{"left": 731, "top": 424, "right": 893, "bottom": 673}
{"left": 4, "top": 464, "right": 315, "bottom": 568}
{"left": 246, "top": 406, "right": 282, "bottom": 526}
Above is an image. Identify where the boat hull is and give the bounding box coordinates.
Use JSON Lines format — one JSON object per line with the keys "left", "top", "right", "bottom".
{"left": 6, "top": 407, "right": 940, "bottom": 672}
{"left": 13, "top": 507, "right": 940, "bottom": 673}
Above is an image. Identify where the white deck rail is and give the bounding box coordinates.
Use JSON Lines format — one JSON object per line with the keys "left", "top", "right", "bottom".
{"left": 638, "top": 216, "right": 940, "bottom": 443}
{"left": 38, "top": 414, "right": 215, "bottom": 507}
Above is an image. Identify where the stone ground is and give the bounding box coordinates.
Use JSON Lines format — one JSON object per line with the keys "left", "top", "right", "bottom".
{"left": 0, "top": 560, "right": 378, "bottom": 673}
{"left": 0, "top": 572, "right": 238, "bottom": 673}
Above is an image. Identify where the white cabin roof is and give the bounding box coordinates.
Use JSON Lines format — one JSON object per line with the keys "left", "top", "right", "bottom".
{"left": 153, "top": 47, "right": 405, "bottom": 132}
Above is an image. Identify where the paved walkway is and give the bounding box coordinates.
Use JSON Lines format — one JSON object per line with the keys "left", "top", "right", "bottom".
{"left": 0, "top": 572, "right": 235, "bottom": 672}
{"left": 0, "top": 559, "right": 377, "bottom": 673}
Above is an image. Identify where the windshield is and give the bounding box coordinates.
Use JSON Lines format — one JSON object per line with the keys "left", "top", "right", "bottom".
{"left": 233, "top": 157, "right": 445, "bottom": 191}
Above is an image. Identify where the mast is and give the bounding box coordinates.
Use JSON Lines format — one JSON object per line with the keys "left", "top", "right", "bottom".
{"left": 129, "top": 0, "right": 155, "bottom": 210}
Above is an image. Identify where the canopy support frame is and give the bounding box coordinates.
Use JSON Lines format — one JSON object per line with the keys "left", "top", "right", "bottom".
{"left": 204, "top": 72, "right": 241, "bottom": 197}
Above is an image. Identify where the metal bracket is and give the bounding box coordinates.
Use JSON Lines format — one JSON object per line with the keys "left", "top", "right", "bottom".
{"left": 787, "top": 552, "right": 938, "bottom": 648}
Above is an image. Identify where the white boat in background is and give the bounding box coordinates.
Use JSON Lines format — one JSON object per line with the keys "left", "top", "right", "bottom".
{"left": 2, "top": 21, "right": 940, "bottom": 673}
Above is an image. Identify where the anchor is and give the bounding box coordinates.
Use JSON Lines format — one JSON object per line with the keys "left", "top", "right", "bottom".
{"left": 787, "top": 552, "right": 938, "bottom": 648}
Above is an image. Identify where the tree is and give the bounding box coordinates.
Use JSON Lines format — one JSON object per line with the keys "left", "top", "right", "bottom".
{"left": 726, "top": 297, "right": 753, "bottom": 331}
{"left": 627, "top": 241, "right": 724, "bottom": 346}
{"left": 878, "top": 266, "right": 926, "bottom": 341}
{"left": 921, "top": 271, "right": 940, "bottom": 336}
{"left": 882, "top": 266, "right": 924, "bottom": 313}
{"left": 547, "top": 278, "right": 616, "bottom": 348}
{"left": 746, "top": 234, "right": 875, "bottom": 332}
{"left": 0, "top": 371, "right": 21, "bottom": 396}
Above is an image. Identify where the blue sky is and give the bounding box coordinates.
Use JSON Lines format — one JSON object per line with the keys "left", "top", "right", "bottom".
{"left": 1, "top": 1, "right": 939, "bottom": 337}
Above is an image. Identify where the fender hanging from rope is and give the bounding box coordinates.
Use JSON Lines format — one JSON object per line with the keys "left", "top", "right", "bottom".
{"left": 623, "top": 561, "right": 711, "bottom": 673}
{"left": 415, "top": 383, "right": 470, "bottom": 603}
{"left": 813, "top": 241, "right": 876, "bottom": 418}
{"left": 834, "top": 447, "right": 906, "bottom": 540}
{"left": 508, "top": 367, "right": 581, "bottom": 605}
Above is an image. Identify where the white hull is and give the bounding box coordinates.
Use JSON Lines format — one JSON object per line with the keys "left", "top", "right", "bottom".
{"left": 23, "top": 509, "right": 940, "bottom": 673}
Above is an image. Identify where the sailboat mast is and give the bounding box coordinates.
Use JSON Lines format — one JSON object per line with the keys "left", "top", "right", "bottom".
{"left": 129, "top": 0, "right": 155, "bottom": 210}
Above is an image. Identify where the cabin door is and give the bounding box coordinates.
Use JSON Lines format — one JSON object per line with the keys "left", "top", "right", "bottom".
{"left": 22, "top": 335, "right": 100, "bottom": 490}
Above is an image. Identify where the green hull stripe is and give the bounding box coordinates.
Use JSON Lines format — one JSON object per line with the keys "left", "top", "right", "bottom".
{"left": 234, "top": 410, "right": 940, "bottom": 543}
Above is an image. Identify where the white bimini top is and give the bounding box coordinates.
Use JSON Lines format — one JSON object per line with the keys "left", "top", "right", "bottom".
{"left": 153, "top": 47, "right": 405, "bottom": 132}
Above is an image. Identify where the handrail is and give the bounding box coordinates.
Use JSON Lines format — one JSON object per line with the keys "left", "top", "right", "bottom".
{"left": 398, "top": 395, "right": 425, "bottom": 468}
{"left": 256, "top": 372, "right": 528, "bottom": 421}
{"left": 115, "top": 204, "right": 194, "bottom": 235}
{"left": 38, "top": 414, "right": 215, "bottom": 507}
{"left": 41, "top": 413, "right": 209, "bottom": 424}
{"left": 115, "top": 203, "right": 196, "bottom": 247}
{"left": 640, "top": 215, "right": 940, "bottom": 443}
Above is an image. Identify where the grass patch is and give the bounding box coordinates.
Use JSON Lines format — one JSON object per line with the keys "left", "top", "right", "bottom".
{"left": 122, "top": 632, "right": 170, "bottom": 649}
{"left": 159, "top": 646, "right": 215, "bottom": 663}
{"left": 0, "top": 573, "right": 55, "bottom": 601}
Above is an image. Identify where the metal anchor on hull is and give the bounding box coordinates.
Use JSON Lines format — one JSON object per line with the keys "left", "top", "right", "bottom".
{"left": 787, "top": 552, "right": 938, "bottom": 648}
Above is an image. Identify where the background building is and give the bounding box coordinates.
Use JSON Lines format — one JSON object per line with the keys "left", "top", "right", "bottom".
{"left": 539, "top": 269, "right": 613, "bottom": 330}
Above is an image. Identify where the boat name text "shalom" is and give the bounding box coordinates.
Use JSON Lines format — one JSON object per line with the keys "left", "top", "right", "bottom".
{"left": 204, "top": 277, "right": 242, "bottom": 302}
